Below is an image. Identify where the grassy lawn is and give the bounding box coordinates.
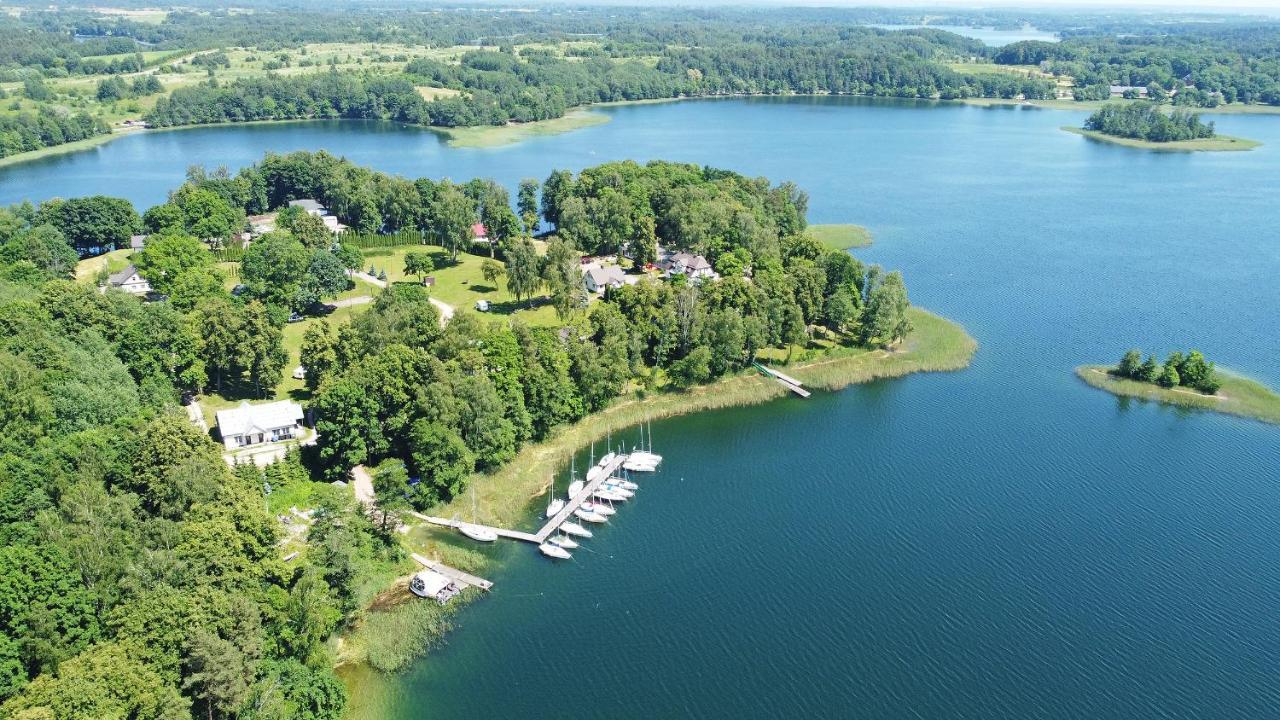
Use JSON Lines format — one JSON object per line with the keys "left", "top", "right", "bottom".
{"left": 74, "top": 248, "right": 134, "bottom": 282}
{"left": 431, "top": 110, "right": 610, "bottom": 148}
{"left": 362, "top": 245, "right": 562, "bottom": 325}
{"left": 1061, "top": 127, "right": 1260, "bottom": 152}
{"left": 806, "top": 223, "right": 872, "bottom": 250}
{"left": 1076, "top": 365, "right": 1280, "bottom": 426}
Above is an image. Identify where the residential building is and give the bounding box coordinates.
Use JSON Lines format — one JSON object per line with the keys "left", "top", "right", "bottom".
{"left": 215, "top": 400, "right": 305, "bottom": 450}
{"left": 668, "top": 251, "right": 718, "bottom": 281}
{"left": 288, "top": 199, "right": 327, "bottom": 216}
{"left": 108, "top": 265, "right": 151, "bottom": 295}
{"left": 583, "top": 264, "right": 628, "bottom": 294}
{"left": 129, "top": 234, "right": 147, "bottom": 251}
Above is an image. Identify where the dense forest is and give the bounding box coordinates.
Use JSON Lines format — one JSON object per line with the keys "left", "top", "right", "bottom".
{"left": 1083, "top": 103, "right": 1215, "bottom": 142}
{"left": 0, "top": 152, "right": 913, "bottom": 716}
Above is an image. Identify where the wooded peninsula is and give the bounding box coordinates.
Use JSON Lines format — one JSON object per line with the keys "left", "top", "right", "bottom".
{"left": 0, "top": 149, "right": 973, "bottom": 718}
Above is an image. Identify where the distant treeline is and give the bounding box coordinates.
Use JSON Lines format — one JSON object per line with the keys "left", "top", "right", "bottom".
{"left": 146, "top": 41, "right": 1057, "bottom": 131}
{"left": 0, "top": 109, "right": 107, "bottom": 159}
{"left": 996, "top": 30, "right": 1280, "bottom": 106}
{"left": 1115, "top": 349, "right": 1221, "bottom": 394}
{"left": 1083, "top": 103, "right": 1214, "bottom": 142}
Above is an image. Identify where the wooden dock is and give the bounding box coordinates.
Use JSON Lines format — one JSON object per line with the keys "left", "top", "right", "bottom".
{"left": 415, "top": 453, "right": 630, "bottom": 545}
{"left": 753, "top": 362, "right": 811, "bottom": 398}
{"left": 411, "top": 553, "right": 493, "bottom": 591}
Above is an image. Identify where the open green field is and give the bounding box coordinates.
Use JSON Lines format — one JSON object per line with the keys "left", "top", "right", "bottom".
{"left": 806, "top": 223, "right": 872, "bottom": 250}
{"left": 362, "top": 245, "right": 561, "bottom": 325}
{"left": 431, "top": 110, "right": 611, "bottom": 148}
{"left": 74, "top": 248, "right": 134, "bottom": 281}
{"left": 1061, "top": 127, "right": 1260, "bottom": 152}
{"left": 1076, "top": 365, "right": 1280, "bottom": 426}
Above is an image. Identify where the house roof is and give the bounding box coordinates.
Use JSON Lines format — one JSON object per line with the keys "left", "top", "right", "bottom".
{"left": 672, "top": 252, "right": 712, "bottom": 271}
{"left": 288, "top": 199, "right": 326, "bottom": 213}
{"left": 471, "top": 222, "right": 488, "bottom": 238}
{"left": 130, "top": 234, "right": 146, "bottom": 250}
{"left": 216, "top": 400, "right": 304, "bottom": 437}
{"left": 108, "top": 264, "right": 141, "bottom": 286}
{"left": 585, "top": 265, "right": 626, "bottom": 286}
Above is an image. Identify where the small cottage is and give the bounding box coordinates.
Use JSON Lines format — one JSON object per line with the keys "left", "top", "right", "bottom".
{"left": 108, "top": 265, "right": 151, "bottom": 295}
{"left": 216, "top": 400, "right": 305, "bottom": 450}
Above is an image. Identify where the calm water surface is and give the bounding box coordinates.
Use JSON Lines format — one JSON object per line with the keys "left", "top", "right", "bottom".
{"left": 6, "top": 98, "right": 1280, "bottom": 718}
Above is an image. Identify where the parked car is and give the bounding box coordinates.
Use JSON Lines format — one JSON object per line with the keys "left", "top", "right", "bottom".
{"left": 292, "top": 366, "right": 306, "bottom": 380}
{"left": 474, "top": 300, "right": 490, "bottom": 312}
{"left": 287, "top": 312, "right": 304, "bottom": 323}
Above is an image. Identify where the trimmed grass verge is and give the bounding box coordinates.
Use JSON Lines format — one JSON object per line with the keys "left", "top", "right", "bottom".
{"left": 1076, "top": 365, "right": 1280, "bottom": 426}
{"left": 1062, "top": 127, "right": 1260, "bottom": 152}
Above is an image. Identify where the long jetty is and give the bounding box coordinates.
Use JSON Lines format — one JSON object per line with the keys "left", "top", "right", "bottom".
{"left": 753, "top": 362, "right": 811, "bottom": 397}
{"left": 419, "top": 452, "right": 630, "bottom": 545}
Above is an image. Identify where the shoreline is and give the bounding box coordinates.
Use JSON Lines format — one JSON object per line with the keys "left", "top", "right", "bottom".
{"left": 339, "top": 307, "right": 976, "bottom": 714}
{"left": 1061, "top": 127, "right": 1261, "bottom": 152}
{"left": 1076, "top": 365, "right": 1280, "bottom": 425}
{"left": 4, "top": 93, "right": 1277, "bottom": 169}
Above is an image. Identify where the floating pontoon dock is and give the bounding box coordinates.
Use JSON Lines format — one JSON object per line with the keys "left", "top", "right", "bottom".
{"left": 418, "top": 453, "right": 630, "bottom": 545}
{"left": 753, "top": 362, "right": 811, "bottom": 397}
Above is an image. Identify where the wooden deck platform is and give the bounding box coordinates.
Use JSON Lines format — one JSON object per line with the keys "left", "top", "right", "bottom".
{"left": 411, "top": 553, "right": 494, "bottom": 591}
{"left": 415, "top": 453, "right": 630, "bottom": 545}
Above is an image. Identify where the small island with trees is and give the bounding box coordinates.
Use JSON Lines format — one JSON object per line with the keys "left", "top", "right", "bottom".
{"left": 1063, "top": 103, "right": 1260, "bottom": 151}
{"left": 1077, "top": 349, "right": 1280, "bottom": 425}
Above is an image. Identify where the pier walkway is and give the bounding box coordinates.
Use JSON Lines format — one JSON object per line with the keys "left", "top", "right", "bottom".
{"left": 411, "top": 553, "right": 493, "bottom": 591}
{"left": 753, "top": 362, "right": 811, "bottom": 398}
{"left": 416, "top": 453, "right": 630, "bottom": 545}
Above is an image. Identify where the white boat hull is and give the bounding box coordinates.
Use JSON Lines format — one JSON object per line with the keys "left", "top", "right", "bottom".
{"left": 539, "top": 543, "right": 572, "bottom": 560}
{"left": 594, "top": 489, "right": 628, "bottom": 503}
{"left": 546, "top": 499, "right": 566, "bottom": 517}
{"left": 581, "top": 501, "right": 615, "bottom": 516}
{"left": 574, "top": 508, "right": 608, "bottom": 523}
{"left": 459, "top": 524, "right": 497, "bottom": 542}
{"left": 559, "top": 522, "right": 593, "bottom": 538}
{"left": 548, "top": 535, "right": 579, "bottom": 549}
{"left": 568, "top": 480, "right": 584, "bottom": 497}
{"left": 608, "top": 477, "right": 639, "bottom": 491}
{"left": 623, "top": 461, "right": 657, "bottom": 472}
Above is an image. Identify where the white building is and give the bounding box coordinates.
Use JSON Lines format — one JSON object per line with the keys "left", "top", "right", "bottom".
{"left": 108, "top": 264, "right": 152, "bottom": 295}
{"left": 216, "top": 400, "right": 305, "bottom": 450}
{"left": 583, "top": 264, "right": 629, "bottom": 294}
{"left": 667, "top": 251, "right": 718, "bottom": 281}
{"left": 288, "top": 199, "right": 327, "bottom": 216}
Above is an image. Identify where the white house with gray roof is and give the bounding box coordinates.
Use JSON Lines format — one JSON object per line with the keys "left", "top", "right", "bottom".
{"left": 108, "top": 265, "right": 151, "bottom": 295}
{"left": 216, "top": 400, "right": 305, "bottom": 450}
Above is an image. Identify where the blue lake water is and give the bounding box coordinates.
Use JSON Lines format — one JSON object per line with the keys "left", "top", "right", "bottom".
{"left": 5, "top": 97, "right": 1280, "bottom": 718}
{"left": 866, "top": 24, "right": 1059, "bottom": 45}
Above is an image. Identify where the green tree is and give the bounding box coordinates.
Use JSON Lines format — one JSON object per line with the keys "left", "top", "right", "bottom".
{"left": 823, "top": 287, "right": 858, "bottom": 334}
{"left": 630, "top": 214, "right": 658, "bottom": 267}
{"left": 173, "top": 185, "right": 241, "bottom": 242}
{"left": 1138, "top": 354, "right": 1160, "bottom": 383}
{"left": 299, "top": 320, "right": 338, "bottom": 392}
{"left": 0, "top": 226, "right": 77, "bottom": 279}
{"left": 541, "top": 169, "right": 574, "bottom": 228}
{"left": 428, "top": 184, "right": 475, "bottom": 262}
{"left": 480, "top": 258, "right": 505, "bottom": 288}
{"left": 183, "top": 628, "right": 252, "bottom": 720}
{"left": 0, "top": 641, "right": 189, "bottom": 720}
{"left": 541, "top": 237, "right": 583, "bottom": 320}
{"left": 505, "top": 237, "right": 541, "bottom": 307}
{"left": 142, "top": 203, "right": 186, "bottom": 235}
{"left": 282, "top": 212, "right": 332, "bottom": 250}
{"left": 134, "top": 232, "right": 213, "bottom": 296}
{"left": 408, "top": 420, "right": 474, "bottom": 505}
{"left": 517, "top": 178, "right": 540, "bottom": 234}
{"left": 241, "top": 233, "right": 310, "bottom": 308}
{"left": 1158, "top": 358, "right": 1181, "bottom": 388}
{"left": 1117, "top": 349, "right": 1143, "bottom": 378}
{"left": 38, "top": 196, "right": 140, "bottom": 254}
{"left": 403, "top": 252, "right": 435, "bottom": 285}
{"left": 668, "top": 346, "right": 712, "bottom": 387}
{"left": 371, "top": 462, "right": 412, "bottom": 534}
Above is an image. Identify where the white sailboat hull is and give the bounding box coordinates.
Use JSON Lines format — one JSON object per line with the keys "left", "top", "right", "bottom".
{"left": 623, "top": 460, "right": 657, "bottom": 472}
{"left": 581, "top": 501, "right": 615, "bottom": 516}
{"left": 574, "top": 508, "right": 608, "bottom": 523}
{"left": 459, "top": 524, "right": 497, "bottom": 542}
{"left": 594, "top": 489, "right": 628, "bottom": 502}
{"left": 608, "top": 477, "right": 639, "bottom": 491}
{"left": 545, "top": 499, "right": 566, "bottom": 517}
{"left": 539, "top": 543, "right": 572, "bottom": 560}
{"left": 559, "top": 522, "right": 593, "bottom": 538}
{"left": 548, "top": 535, "right": 579, "bottom": 549}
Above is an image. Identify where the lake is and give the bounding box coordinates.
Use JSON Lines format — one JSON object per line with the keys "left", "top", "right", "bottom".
{"left": 866, "top": 24, "right": 1059, "bottom": 45}
{"left": 5, "top": 97, "right": 1280, "bottom": 718}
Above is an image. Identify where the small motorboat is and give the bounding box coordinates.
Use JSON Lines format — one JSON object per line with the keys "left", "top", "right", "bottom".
{"left": 608, "top": 477, "right": 639, "bottom": 491}
{"left": 574, "top": 507, "right": 607, "bottom": 523}
{"left": 547, "top": 534, "right": 579, "bottom": 550}
{"left": 581, "top": 500, "right": 615, "bottom": 517}
{"left": 539, "top": 543, "right": 572, "bottom": 560}
{"left": 458, "top": 522, "right": 497, "bottom": 542}
{"left": 559, "top": 522, "right": 593, "bottom": 538}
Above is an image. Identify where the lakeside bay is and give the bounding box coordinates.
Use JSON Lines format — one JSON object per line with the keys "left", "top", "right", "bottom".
{"left": 6, "top": 96, "right": 1280, "bottom": 719}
